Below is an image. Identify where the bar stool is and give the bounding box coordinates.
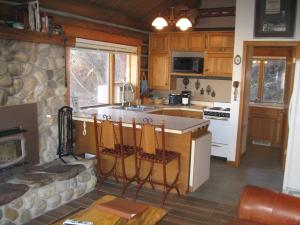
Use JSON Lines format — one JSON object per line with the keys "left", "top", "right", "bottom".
{"left": 93, "top": 114, "right": 137, "bottom": 196}
{"left": 134, "top": 117, "right": 181, "bottom": 207}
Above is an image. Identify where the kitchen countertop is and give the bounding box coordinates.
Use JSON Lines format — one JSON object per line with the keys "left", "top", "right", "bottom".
{"left": 73, "top": 106, "right": 209, "bottom": 134}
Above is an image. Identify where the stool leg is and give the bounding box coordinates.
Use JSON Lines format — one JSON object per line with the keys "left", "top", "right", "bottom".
{"left": 121, "top": 174, "right": 136, "bottom": 197}
{"left": 135, "top": 160, "right": 154, "bottom": 200}
{"left": 113, "top": 158, "right": 120, "bottom": 183}
{"left": 161, "top": 187, "right": 172, "bottom": 207}
{"left": 120, "top": 155, "right": 137, "bottom": 197}
{"left": 160, "top": 155, "right": 181, "bottom": 207}
{"left": 97, "top": 156, "right": 118, "bottom": 187}
{"left": 175, "top": 155, "right": 181, "bottom": 197}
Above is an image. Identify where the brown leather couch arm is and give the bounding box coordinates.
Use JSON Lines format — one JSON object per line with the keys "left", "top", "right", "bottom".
{"left": 229, "top": 185, "right": 300, "bottom": 225}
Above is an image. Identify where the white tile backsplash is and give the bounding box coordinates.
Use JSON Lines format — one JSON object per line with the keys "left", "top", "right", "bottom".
{"left": 151, "top": 78, "right": 232, "bottom": 103}
{"left": 177, "top": 78, "right": 232, "bottom": 102}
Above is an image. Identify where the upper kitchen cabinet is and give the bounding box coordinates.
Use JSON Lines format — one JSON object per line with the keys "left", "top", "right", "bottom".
{"left": 149, "top": 53, "right": 170, "bottom": 90}
{"left": 187, "top": 32, "right": 206, "bottom": 51}
{"left": 149, "top": 33, "right": 169, "bottom": 53}
{"left": 204, "top": 52, "right": 233, "bottom": 77}
{"left": 206, "top": 32, "right": 234, "bottom": 52}
{"left": 169, "top": 32, "right": 206, "bottom": 51}
{"left": 170, "top": 33, "right": 188, "bottom": 51}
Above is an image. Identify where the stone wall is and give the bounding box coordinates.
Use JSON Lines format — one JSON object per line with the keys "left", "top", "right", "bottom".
{"left": 0, "top": 39, "right": 66, "bottom": 163}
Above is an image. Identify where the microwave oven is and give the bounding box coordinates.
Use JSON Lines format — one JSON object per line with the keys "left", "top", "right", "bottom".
{"left": 172, "top": 52, "right": 204, "bottom": 74}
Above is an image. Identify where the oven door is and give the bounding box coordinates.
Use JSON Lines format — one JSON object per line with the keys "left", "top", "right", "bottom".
{"left": 207, "top": 118, "right": 230, "bottom": 159}
{"left": 211, "top": 142, "right": 229, "bottom": 158}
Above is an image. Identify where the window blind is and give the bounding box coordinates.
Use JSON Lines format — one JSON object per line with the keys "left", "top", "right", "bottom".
{"left": 75, "top": 38, "right": 137, "bottom": 54}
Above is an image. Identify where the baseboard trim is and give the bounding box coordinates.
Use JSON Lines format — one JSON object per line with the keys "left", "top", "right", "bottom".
{"left": 227, "top": 160, "right": 237, "bottom": 167}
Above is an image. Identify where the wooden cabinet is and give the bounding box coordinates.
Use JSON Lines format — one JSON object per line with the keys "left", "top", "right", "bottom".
{"left": 181, "top": 110, "right": 203, "bottom": 119}
{"left": 187, "top": 33, "right": 206, "bottom": 51}
{"left": 204, "top": 52, "right": 233, "bottom": 77}
{"left": 149, "top": 31, "right": 235, "bottom": 89}
{"left": 170, "top": 32, "right": 205, "bottom": 52}
{"left": 247, "top": 106, "right": 285, "bottom": 147}
{"left": 149, "top": 53, "right": 170, "bottom": 89}
{"left": 169, "top": 32, "right": 206, "bottom": 51}
{"left": 206, "top": 32, "right": 234, "bottom": 52}
{"left": 149, "top": 33, "right": 169, "bottom": 53}
{"left": 170, "top": 33, "right": 188, "bottom": 51}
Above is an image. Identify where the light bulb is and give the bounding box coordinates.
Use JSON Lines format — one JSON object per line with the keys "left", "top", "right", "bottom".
{"left": 176, "top": 17, "right": 192, "bottom": 31}
{"left": 152, "top": 17, "right": 168, "bottom": 30}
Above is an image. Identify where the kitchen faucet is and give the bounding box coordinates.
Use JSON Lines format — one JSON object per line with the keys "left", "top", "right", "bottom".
{"left": 121, "top": 82, "right": 134, "bottom": 107}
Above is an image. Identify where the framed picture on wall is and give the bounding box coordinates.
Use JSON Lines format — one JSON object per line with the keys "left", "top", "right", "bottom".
{"left": 254, "top": 0, "right": 297, "bottom": 37}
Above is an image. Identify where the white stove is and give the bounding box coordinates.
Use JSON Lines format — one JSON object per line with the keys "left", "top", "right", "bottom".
{"left": 203, "top": 106, "right": 231, "bottom": 159}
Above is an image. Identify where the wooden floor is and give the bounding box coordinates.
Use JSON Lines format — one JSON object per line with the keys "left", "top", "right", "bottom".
{"left": 27, "top": 180, "right": 237, "bottom": 225}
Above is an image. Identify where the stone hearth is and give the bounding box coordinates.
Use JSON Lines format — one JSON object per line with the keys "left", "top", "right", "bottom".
{"left": 0, "top": 157, "right": 97, "bottom": 225}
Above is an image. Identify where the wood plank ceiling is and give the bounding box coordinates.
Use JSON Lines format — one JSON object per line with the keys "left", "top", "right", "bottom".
{"left": 76, "top": 0, "right": 200, "bottom": 20}
{"left": 39, "top": 0, "right": 201, "bottom": 31}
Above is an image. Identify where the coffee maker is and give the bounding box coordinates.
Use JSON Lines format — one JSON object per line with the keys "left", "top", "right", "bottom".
{"left": 181, "top": 90, "right": 191, "bottom": 105}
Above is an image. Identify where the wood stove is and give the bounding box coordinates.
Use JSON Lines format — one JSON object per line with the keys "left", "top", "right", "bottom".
{"left": 0, "top": 127, "right": 26, "bottom": 169}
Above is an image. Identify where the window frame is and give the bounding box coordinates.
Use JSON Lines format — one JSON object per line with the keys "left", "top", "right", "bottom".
{"left": 249, "top": 56, "right": 286, "bottom": 104}
{"left": 66, "top": 47, "right": 140, "bottom": 107}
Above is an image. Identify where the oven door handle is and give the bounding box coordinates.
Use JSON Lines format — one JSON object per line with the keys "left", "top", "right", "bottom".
{"left": 211, "top": 144, "right": 223, "bottom": 147}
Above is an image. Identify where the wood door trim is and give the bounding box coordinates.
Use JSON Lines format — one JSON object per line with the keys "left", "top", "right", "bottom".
{"left": 109, "top": 54, "right": 115, "bottom": 104}
{"left": 258, "top": 59, "right": 265, "bottom": 102}
{"left": 234, "top": 41, "right": 300, "bottom": 167}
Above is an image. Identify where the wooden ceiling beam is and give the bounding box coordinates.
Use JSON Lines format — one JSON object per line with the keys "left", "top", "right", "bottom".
{"left": 39, "top": 0, "right": 150, "bottom": 31}
{"left": 53, "top": 15, "right": 149, "bottom": 43}
{"left": 62, "top": 24, "right": 143, "bottom": 47}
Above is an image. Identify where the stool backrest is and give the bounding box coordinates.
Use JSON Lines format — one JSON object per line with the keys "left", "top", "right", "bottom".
{"left": 140, "top": 123, "right": 157, "bottom": 154}
{"left": 139, "top": 118, "right": 165, "bottom": 155}
{"left": 100, "top": 120, "right": 116, "bottom": 149}
{"left": 94, "top": 115, "right": 118, "bottom": 149}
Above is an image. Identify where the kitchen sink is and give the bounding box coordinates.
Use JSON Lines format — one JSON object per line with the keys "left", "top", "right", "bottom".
{"left": 111, "top": 105, "right": 157, "bottom": 111}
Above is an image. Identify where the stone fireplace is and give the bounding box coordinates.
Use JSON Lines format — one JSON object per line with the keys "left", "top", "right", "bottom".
{"left": 0, "top": 39, "right": 97, "bottom": 224}
{"left": 0, "top": 39, "right": 67, "bottom": 163}
{"left": 0, "top": 128, "right": 26, "bottom": 169}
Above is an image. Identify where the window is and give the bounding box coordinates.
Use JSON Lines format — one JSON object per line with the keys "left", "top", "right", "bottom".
{"left": 69, "top": 43, "right": 138, "bottom": 108}
{"left": 249, "top": 58, "right": 286, "bottom": 104}
{"left": 70, "top": 49, "right": 109, "bottom": 106}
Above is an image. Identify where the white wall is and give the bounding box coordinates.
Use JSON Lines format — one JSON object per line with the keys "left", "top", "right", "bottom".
{"left": 227, "top": 0, "right": 300, "bottom": 162}
{"left": 195, "top": 0, "right": 236, "bottom": 29}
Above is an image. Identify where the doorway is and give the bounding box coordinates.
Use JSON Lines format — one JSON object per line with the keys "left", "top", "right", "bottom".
{"left": 236, "top": 42, "right": 298, "bottom": 171}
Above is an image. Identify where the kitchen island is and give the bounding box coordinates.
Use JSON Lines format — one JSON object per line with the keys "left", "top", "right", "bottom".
{"left": 73, "top": 106, "right": 211, "bottom": 194}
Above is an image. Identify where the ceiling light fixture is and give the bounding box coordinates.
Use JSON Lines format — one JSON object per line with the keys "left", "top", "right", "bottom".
{"left": 151, "top": 13, "right": 168, "bottom": 30}
{"left": 152, "top": 6, "right": 192, "bottom": 31}
{"left": 176, "top": 17, "right": 192, "bottom": 31}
